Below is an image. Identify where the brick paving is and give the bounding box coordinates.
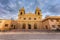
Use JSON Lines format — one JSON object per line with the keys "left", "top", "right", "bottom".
{"left": 0, "top": 32, "right": 60, "bottom": 40}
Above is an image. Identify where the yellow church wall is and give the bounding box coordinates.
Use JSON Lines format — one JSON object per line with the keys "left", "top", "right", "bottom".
{"left": 18, "top": 21, "right": 42, "bottom": 30}
{"left": 17, "top": 7, "right": 42, "bottom": 30}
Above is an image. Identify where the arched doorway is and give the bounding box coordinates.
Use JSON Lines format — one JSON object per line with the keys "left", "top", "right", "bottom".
{"left": 14, "top": 25, "right": 16, "bottom": 29}
{"left": 34, "top": 24, "right": 37, "bottom": 29}
{"left": 45, "top": 25, "right": 48, "bottom": 30}
{"left": 28, "top": 24, "right": 31, "bottom": 29}
{"left": 22, "top": 24, "right": 26, "bottom": 29}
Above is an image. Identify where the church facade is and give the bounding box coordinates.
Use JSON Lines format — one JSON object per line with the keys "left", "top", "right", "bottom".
{"left": 0, "top": 7, "right": 60, "bottom": 32}
{"left": 17, "top": 7, "right": 42, "bottom": 30}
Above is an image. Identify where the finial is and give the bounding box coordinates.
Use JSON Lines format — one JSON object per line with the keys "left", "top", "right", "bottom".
{"left": 19, "top": 7, "right": 25, "bottom": 11}
{"left": 36, "top": 7, "right": 41, "bottom": 11}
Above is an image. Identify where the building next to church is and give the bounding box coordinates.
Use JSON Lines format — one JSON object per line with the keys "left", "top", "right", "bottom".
{"left": 0, "top": 7, "right": 60, "bottom": 31}
{"left": 42, "top": 16, "right": 60, "bottom": 31}
{"left": 0, "top": 19, "right": 18, "bottom": 31}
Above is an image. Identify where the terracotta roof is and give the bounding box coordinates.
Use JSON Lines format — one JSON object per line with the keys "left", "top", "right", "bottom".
{"left": 42, "top": 16, "right": 60, "bottom": 22}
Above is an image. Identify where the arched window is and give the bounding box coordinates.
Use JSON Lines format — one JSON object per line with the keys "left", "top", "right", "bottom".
{"left": 14, "top": 25, "right": 16, "bottom": 29}
{"left": 34, "top": 24, "right": 37, "bottom": 29}
{"left": 24, "top": 18, "right": 26, "bottom": 20}
{"left": 38, "top": 12, "right": 40, "bottom": 15}
{"left": 11, "top": 25, "right": 16, "bottom": 29}
{"left": 58, "top": 25, "right": 60, "bottom": 28}
{"left": 29, "top": 17, "right": 31, "bottom": 20}
{"left": 28, "top": 24, "right": 31, "bottom": 29}
{"left": 22, "top": 24, "right": 26, "bottom": 29}
{"left": 20, "top": 12, "right": 22, "bottom": 15}
{"left": 34, "top": 18, "right": 36, "bottom": 20}
{"left": 45, "top": 25, "right": 48, "bottom": 29}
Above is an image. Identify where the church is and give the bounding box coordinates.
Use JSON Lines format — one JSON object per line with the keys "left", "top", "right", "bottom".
{"left": 0, "top": 7, "right": 60, "bottom": 32}
{"left": 17, "top": 7, "right": 42, "bottom": 30}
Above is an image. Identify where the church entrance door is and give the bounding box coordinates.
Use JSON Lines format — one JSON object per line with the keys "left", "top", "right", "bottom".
{"left": 28, "top": 24, "right": 31, "bottom": 29}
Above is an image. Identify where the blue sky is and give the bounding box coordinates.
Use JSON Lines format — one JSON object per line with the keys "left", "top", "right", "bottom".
{"left": 0, "top": 0, "right": 60, "bottom": 19}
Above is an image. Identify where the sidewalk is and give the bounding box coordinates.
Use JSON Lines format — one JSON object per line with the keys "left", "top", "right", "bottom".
{"left": 0, "top": 32, "right": 60, "bottom": 34}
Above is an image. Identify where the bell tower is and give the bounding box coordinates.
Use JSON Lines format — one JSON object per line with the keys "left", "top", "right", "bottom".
{"left": 18, "top": 7, "right": 25, "bottom": 16}
{"left": 35, "top": 7, "right": 42, "bottom": 16}
{"left": 35, "top": 7, "right": 42, "bottom": 19}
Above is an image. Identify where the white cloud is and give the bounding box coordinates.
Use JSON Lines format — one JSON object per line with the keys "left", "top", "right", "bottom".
{"left": 0, "top": 7, "right": 14, "bottom": 19}
{"left": 12, "top": 14, "right": 18, "bottom": 20}
{"left": 45, "top": 0, "right": 49, "bottom": 3}
{"left": 18, "top": 1, "right": 22, "bottom": 4}
{"left": 0, "top": 3, "right": 4, "bottom": 8}
{"left": 30, "top": 2, "right": 34, "bottom": 6}
{"left": 8, "top": 2, "right": 16, "bottom": 9}
{"left": 0, "top": 8, "right": 10, "bottom": 14}
{"left": 42, "top": 12, "right": 51, "bottom": 18}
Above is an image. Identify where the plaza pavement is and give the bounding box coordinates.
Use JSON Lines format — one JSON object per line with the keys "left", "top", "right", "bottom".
{"left": 0, "top": 32, "right": 60, "bottom": 40}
